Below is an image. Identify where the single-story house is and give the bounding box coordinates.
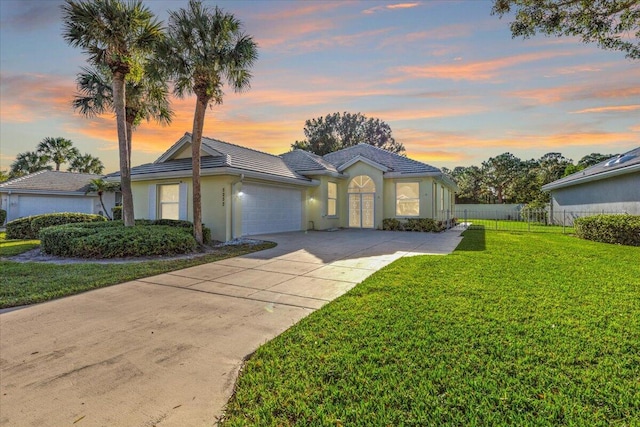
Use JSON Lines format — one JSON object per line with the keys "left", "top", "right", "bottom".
{"left": 542, "top": 147, "right": 640, "bottom": 223}
{"left": 0, "top": 171, "right": 119, "bottom": 224}
{"left": 108, "top": 133, "right": 457, "bottom": 241}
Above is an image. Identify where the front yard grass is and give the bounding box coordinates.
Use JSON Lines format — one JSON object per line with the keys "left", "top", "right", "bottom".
{"left": 0, "top": 239, "right": 275, "bottom": 308}
{"left": 0, "top": 232, "right": 40, "bottom": 257}
{"left": 222, "top": 229, "right": 640, "bottom": 426}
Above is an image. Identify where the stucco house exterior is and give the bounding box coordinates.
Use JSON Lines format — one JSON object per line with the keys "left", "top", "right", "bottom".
{"left": 542, "top": 147, "right": 640, "bottom": 223}
{"left": 0, "top": 171, "right": 118, "bottom": 224}
{"left": 112, "top": 133, "right": 457, "bottom": 241}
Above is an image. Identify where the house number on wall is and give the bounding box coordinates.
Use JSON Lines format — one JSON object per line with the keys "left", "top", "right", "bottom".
{"left": 222, "top": 188, "right": 225, "bottom": 206}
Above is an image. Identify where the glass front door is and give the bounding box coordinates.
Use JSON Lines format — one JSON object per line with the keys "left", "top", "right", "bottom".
{"left": 349, "top": 193, "right": 374, "bottom": 228}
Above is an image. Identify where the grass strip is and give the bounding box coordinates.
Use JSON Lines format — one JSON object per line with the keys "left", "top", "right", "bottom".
{"left": 222, "top": 229, "right": 640, "bottom": 426}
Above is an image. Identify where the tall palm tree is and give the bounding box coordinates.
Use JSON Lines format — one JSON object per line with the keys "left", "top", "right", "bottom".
{"left": 161, "top": 0, "right": 258, "bottom": 244}
{"left": 85, "top": 178, "right": 120, "bottom": 219}
{"left": 36, "top": 137, "right": 77, "bottom": 171}
{"left": 73, "top": 65, "right": 173, "bottom": 172}
{"left": 62, "top": 0, "right": 163, "bottom": 226}
{"left": 10, "top": 151, "right": 52, "bottom": 178}
{"left": 69, "top": 153, "right": 105, "bottom": 174}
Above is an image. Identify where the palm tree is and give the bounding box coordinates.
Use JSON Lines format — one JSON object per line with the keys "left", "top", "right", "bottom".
{"left": 62, "top": 0, "right": 163, "bottom": 226}
{"left": 85, "top": 178, "right": 120, "bottom": 219}
{"left": 10, "top": 151, "right": 52, "bottom": 178}
{"left": 161, "top": 0, "right": 258, "bottom": 244}
{"left": 73, "top": 65, "right": 173, "bottom": 172}
{"left": 36, "top": 137, "right": 78, "bottom": 171}
{"left": 69, "top": 153, "right": 105, "bottom": 174}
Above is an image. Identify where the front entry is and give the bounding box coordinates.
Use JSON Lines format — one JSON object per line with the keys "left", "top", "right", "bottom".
{"left": 349, "top": 193, "right": 374, "bottom": 228}
{"left": 348, "top": 175, "right": 376, "bottom": 228}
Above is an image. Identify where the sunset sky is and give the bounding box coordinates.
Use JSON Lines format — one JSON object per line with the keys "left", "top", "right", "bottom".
{"left": 1, "top": 0, "right": 638, "bottom": 174}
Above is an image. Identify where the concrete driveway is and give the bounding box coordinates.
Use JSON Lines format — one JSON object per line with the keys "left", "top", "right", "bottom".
{"left": 0, "top": 228, "right": 464, "bottom": 427}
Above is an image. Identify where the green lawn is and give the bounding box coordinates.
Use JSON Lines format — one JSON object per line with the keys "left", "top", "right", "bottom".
{"left": 0, "top": 234, "right": 275, "bottom": 308}
{"left": 222, "top": 230, "right": 640, "bottom": 426}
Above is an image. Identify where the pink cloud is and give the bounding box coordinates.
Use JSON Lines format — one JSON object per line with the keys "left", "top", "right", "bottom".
{"left": 363, "top": 2, "right": 420, "bottom": 14}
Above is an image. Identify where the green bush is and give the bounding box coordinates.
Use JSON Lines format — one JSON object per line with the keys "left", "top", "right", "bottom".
{"left": 382, "top": 218, "right": 442, "bottom": 232}
{"left": 112, "top": 206, "right": 122, "bottom": 220}
{"left": 40, "top": 224, "right": 198, "bottom": 258}
{"left": 6, "top": 216, "right": 37, "bottom": 239}
{"left": 0, "top": 209, "right": 6, "bottom": 225}
{"left": 6, "top": 212, "right": 106, "bottom": 239}
{"left": 575, "top": 214, "right": 640, "bottom": 246}
{"left": 136, "top": 219, "right": 211, "bottom": 244}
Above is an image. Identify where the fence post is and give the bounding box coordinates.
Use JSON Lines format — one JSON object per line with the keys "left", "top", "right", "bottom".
{"left": 496, "top": 211, "right": 498, "bottom": 230}
{"left": 562, "top": 210, "right": 565, "bottom": 234}
{"left": 527, "top": 209, "right": 531, "bottom": 231}
{"left": 464, "top": 209, "right": 467, "bottom": 226}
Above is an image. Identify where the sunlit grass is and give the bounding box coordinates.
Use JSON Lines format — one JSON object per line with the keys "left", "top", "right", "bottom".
{"left": 222, "top": 230, "right": 640, "bottom": 426}
{"left": 0, "top": 232, "right": 40, "bottom": 257}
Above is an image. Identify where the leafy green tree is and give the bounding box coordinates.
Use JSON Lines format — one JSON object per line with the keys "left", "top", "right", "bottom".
{"left": 36, "top": 137, "right": 78, "bottom": 171}
{"left": 492, "top": 0, "right": 640, "bottom": 59}
{"left": 481, "top": 153, "right": 523, "bottom": 203}
{"left": 160, "top": 0, "right": 258, "bottom": 244}
{"left": 10, "top": 151, "right": 52, "bottom": 178}
{"left": 62, "top": 0, "right": 163, "bottom": 226}
{"left": 85, "top": 178, "right": 120, "bottom": 219}
{"left": 0, "top": 170, "right": 10, "bottom": 183}
{"left": 445, "top": 166, "right": 484, "bottom": 203}
{"left": 292, "top": 112, "right": 405, "bottom": 156}
{"left": 563, "top": 152, "right": 616, "bottom": 176}
{"left": 69, "top": 153, "right": 105, "bottom": 174}
{"left": 536, "top": 152, "right": 573, "bottom": 184}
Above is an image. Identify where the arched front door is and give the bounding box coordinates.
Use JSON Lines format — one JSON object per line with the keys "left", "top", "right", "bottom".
{"left": 348, "top": 175, "right": 375, "bottom": 228}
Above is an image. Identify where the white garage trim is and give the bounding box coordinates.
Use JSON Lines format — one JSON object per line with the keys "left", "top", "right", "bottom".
{"left": 241, "top": 183, "right": 303, "bottom": 236}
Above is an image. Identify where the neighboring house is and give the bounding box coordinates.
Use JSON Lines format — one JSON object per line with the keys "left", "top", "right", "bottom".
{"left": 0, "top": 171, "right": 118, "bottom": 224}
{"left": 108, "top": 133, "right": 457, "bottom": 241}
{"left": 542, "top": 147, "right": 640, "bottom": 224}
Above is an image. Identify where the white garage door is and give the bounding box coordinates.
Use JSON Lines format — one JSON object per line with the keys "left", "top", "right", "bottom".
{"left": 17, "top": 195, "right": 94, "bottom": 218}
{"left": 241, "top": 183, "right": 302, "bottom": 236}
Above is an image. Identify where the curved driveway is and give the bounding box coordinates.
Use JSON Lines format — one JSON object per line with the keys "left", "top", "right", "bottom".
{"left": 0, "top": 228, "right": 464, "bottom": 427}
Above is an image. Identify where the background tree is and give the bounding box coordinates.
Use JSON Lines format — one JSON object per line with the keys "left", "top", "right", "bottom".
{"left": 10, "top": 151, "right": 52, "bottom": 178}
{"left": 85, "top": 178, "right": 120, "bottom": 219}
{"left": 69, "top": 153, "right": 105, "bottom": 174}
{"left": 62, "top": 0, "right": 164, "bottom": 226}
{"left": 160, "top": 0, "right": 258, "bottom": 244}
{"left": 564, "top": 152, "right": 616, "bottom": 176}
{"left": 0, "top": 170, "right": 10, "bottom": 183}
{"left": 36, "top": 137, "right": 78, "bottom": 171}
{"left": 291, "top": 112, "right": 405, "bottom": 156}
{"left": 481, "top": 152, "right": 522, "bottom": 203}
{"left": 492, "top": 0, "right": 640, "bottom": 59}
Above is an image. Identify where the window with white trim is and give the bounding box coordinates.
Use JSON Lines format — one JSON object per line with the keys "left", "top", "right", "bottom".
{"left": 158, "top": 184, "right": 180, "bottom": 220}
{"left": 396, "top": 182, "right": 420, "bottom": 216}
{"left": 327, "top": 182, "right": 337, "bottom": 216}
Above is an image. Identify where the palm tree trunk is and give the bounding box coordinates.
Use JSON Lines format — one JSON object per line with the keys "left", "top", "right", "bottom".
{"left": 191, "top": 96, "right": 207, "bottom": 245}
{"left": 98, "top": 192, "right": 112, "bottom": 220}
{"left": 113, "top": 72, "right": 135, "bottom": 226}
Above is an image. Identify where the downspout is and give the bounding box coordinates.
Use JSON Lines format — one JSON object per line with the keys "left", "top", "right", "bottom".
{"left": 229, "top": 174, "right": 244, "bottom": 240}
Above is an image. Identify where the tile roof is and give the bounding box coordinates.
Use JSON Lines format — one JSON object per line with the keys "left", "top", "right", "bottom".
{"left": 322, "top": 143, "right": 441, "bottom": 175}
{"left": 280, "top": 150, "right": 339, "bottom": 174}
{"left": 542, "top": 146, "right": 640, "bottom": 191}
{"left": 113, "top": 134, "right": 310, "bottom": 182}
{"left": 0, "top": 171, "right": 101, "bottom": 193}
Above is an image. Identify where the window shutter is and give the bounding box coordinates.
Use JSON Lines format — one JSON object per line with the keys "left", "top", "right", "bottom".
{"left": 178, "top": 183, "right": 188, "bottom": 220}
{"left": 148, "top": 185, "right": 157, "bottom": 220}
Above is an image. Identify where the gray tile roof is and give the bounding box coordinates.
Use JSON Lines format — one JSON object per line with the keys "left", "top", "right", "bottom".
{"left": 322, "top": 143, "right": 441, "bottom": 175}
{"left": 281, "top": 150, "right": 339, "bottom": 174}
{"left": 542, "top": 146, "right": 640, "bottom": 191}
{"left": 111, "top": 134, "right": 310, "bottom": 182}
{"left": 0, "top": 171, "right": 101, "bottom": 193}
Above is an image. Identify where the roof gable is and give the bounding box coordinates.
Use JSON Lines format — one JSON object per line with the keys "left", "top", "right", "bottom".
{"left": 337, "top": 155, "right": 389, "bottom": 172}
{"left": 323, "top": 143, "right": 440, "bottom": 175}
{"left": 0, "top": 171, "right": 102, "bottom": 193}
{"left": 542, "top": 146, "right": 640, "bottom": 191}
{"left": 280, "top": 150, "right": 339, "bottom": 174}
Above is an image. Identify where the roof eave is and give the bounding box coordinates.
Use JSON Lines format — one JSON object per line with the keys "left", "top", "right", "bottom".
{"left": 0, "top": 189, "right": 93, "bottom": 196}
{"left": 542, "top": 164, "right": 640, "bottom": 191}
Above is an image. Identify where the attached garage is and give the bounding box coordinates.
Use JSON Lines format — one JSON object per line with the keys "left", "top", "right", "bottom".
{"left": 241, "top": 183, "right": 303, "bottom": 236}
{"left": 17, "top": 195, "right": 94, "bottom": 218}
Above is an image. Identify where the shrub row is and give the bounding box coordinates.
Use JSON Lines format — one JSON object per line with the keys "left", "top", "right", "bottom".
{"left": 40, "top": 224, "right": 198, "bottom": 258}
{"left": 6, "top": 212, "right": 106, "bottom": 239}
{"left": 382, "top": 218, "right": 443, "bottom": 232}
{"left": 574, "top": 214, "right": 640, "bottom": 246}
{"left": 0, "top": 209, "right": 6, "bottom": 225}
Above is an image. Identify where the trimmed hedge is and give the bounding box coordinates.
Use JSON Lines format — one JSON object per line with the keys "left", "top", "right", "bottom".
{"left": 40, "top": 224, "right": 198, "bottom": 258}
{"left": 382, "top": 218, "right": 443, "bottom": 232}
{"left": 0, "top": 209, "right": 6, "bottom": 225}
{"left": 574, "top": 214, "right": 640, "bottom": 246}
{"left": 112, "top": 206, "right": 122, "bottom": 220}
{"left": 6, "top": 213, "right": 106, "bottom": 239}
